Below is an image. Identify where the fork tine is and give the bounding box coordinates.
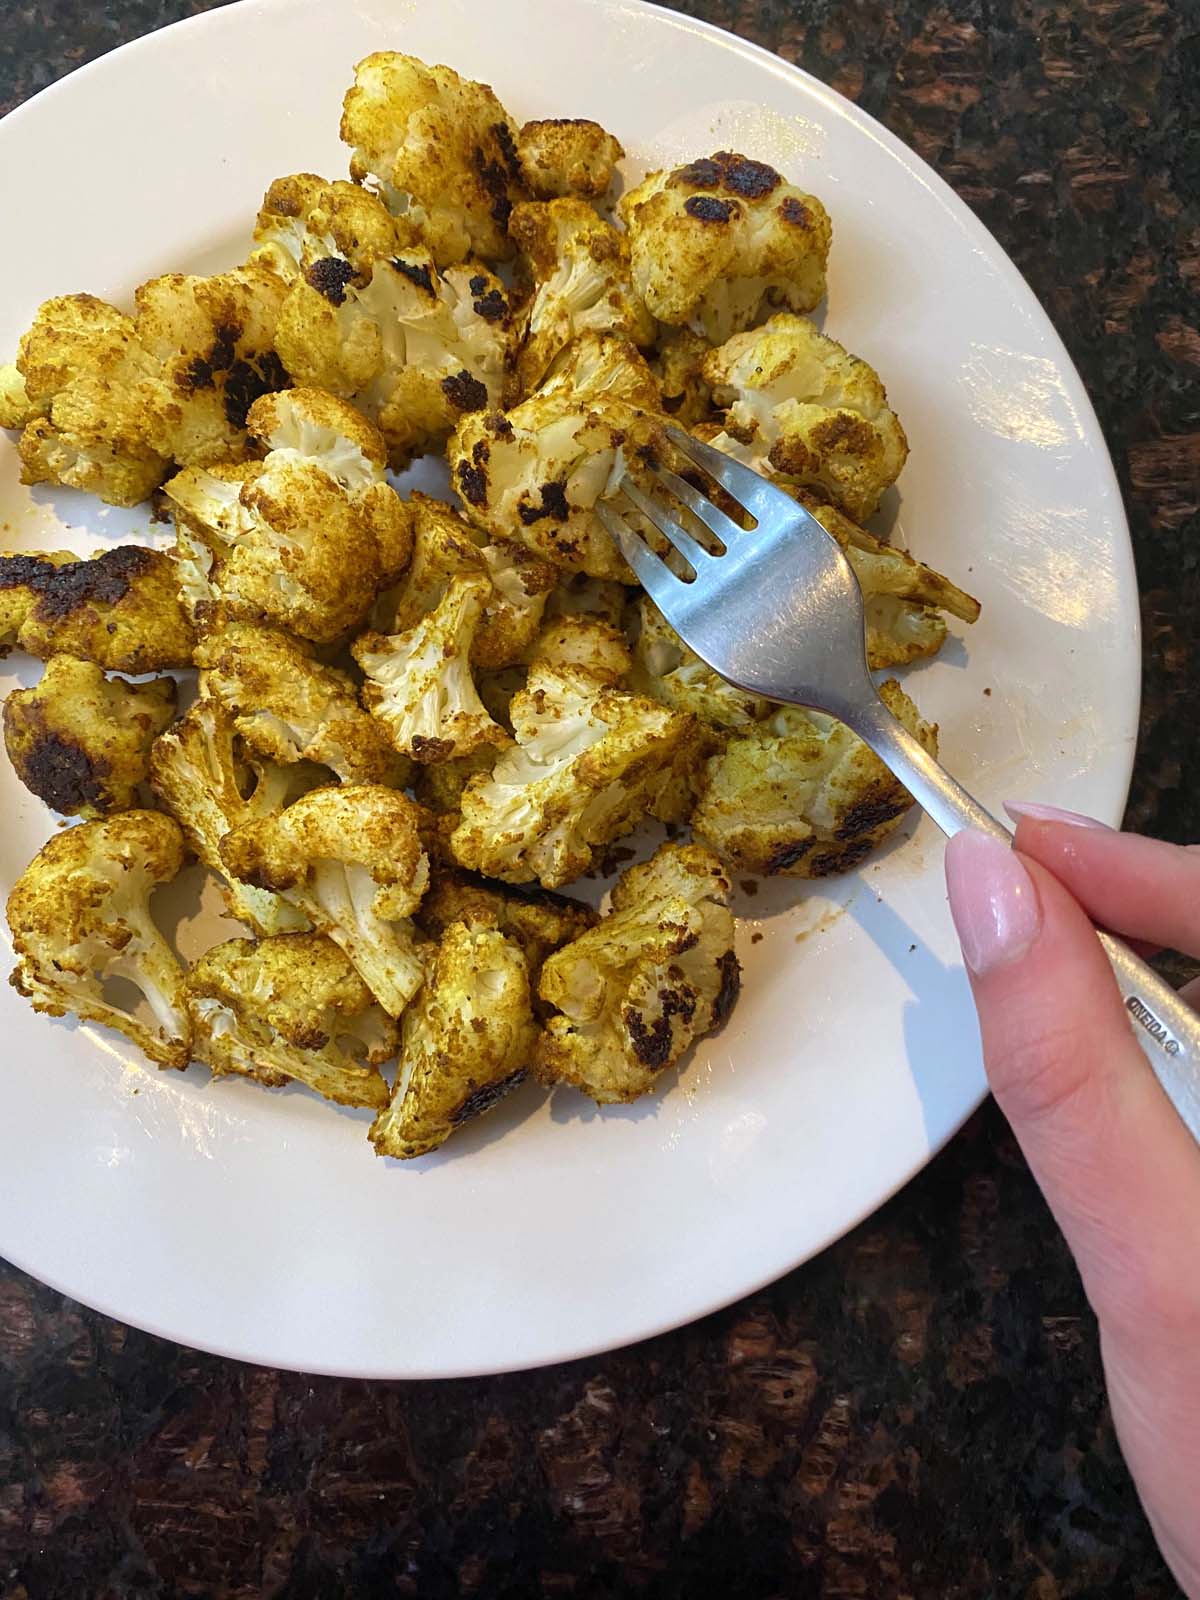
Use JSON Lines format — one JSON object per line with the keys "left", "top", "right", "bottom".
{"left": 618, "top": 477, "right": 715, "bottom": 573}
{"left": 651, "top": 464, "right": 743, "bottom": 550}
{"left": 664, "top": 425, "right": 778, "bottom": 519}
{"left": 596, "top": 502, "right": 686, "bottom": 610}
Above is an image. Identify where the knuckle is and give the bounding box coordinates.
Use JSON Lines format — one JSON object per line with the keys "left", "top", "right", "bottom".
{"left": 986, "top": 1018, "right": 1100, "bottom": 1130}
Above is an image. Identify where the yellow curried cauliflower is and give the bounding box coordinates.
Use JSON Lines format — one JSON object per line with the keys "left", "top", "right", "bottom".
{"left": 5, "top": 656, "right": 176, "bottom": 817}
{"left": 369, "top": 919, "right": 538, "bottom": 1158}
{"left": 353, "top": 574, "right": 513, "bottom": 764}
{"left": 187, "top": 933, "right": 397, "bottom": 1109}
{"left": 632, "top": 596, "right": 770, "bottom": 728}
{"left": 2, "top": 295, "right": 169, "bottom": 506}
{"left": 340, "top": 52, "right": 528, "bottom": 266}
{"left": 450, "top": 661, "right": 705, "bottom": 888}
{"left": 7, "top": 810, "right": 192, "bottom": 1069}
{"left": 132, "top": 265, "right": 289, "bottom": 469}
{"left": 535, "top": 842, "right": 740, "bottom": 1104}
{"left": 543, "top": 572, "right": 631, "bottom": 631}
{"left": 798, "top": 495, "right": 980, "bottom": 668}
{"left": 414, "top": 866, "right": 596, "bottom": 991}
{"left": 691, "top": 679, "right": 938, "bottom": 877}
{"left": 449, "top": 333, "right": 669, "bottom": 580}
{"left": 220, "top": 783, "right": 431, "bottom": 1016}
{"left": 377, "top": 494, "right": 558, "bottom": 669}
{"left": 619, "top": 152, "right": 832, "bottom": 343}
{"left": 5, "top": 546, "right": 196, "bottom": 674}
{"left": 702, "top": 314, "right": 908, "bottom": 522}
{"left": 165, "top": 388, "right": 411, "bottom": 643}
{"left": 195, "top": 622, "right": 409, "bottom": 787}
{"left": 524, "top": 614, "right": 632, "bottom": 685}
{"left": 0, "top": 551, "right": 79, "bottom": 655}
{"left": 508, "top": 199, "right": 656, "bottom": 397}
{"left": 250, "top": 172, "right": 417, "bottom": 280}
{"left": 653, "top": 327, "right": 717, "bottom": 428}
{"left": 273, "top": 247, "right": 515, "bottom": 469}
{"left": 150, "top": 698, "right": 324, "bottom": 937}
{"left": 516, "top": 118, "right": 624, "bottom": 201}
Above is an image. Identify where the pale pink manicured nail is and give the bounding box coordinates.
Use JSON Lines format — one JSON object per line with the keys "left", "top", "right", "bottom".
{"left": 945, "top": 831, "right": 1042, "bottom": 976}
{"left": 1004, "top": 800, "right": 1111, "bottom": 830}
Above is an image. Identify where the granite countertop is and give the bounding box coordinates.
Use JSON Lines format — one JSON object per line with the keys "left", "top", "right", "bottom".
{"left": 1, "top": 2, "right": 1197, "bottom": 1594}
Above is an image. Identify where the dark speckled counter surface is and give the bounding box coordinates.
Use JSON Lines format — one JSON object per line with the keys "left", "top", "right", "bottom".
{"left": 1, "top": 2, "right": 1197, "bottom": 1595}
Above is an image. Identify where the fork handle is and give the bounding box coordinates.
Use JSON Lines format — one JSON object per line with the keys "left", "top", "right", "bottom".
{"left": 847, "top": 693, "right": 1200, "bottom": 1141}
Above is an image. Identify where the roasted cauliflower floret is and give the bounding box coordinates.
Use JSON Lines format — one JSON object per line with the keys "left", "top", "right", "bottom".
{"left": 653, "top": 327, "right": 717, "bottom": 427}
{"left": 703, "top": 315, "right": 907, "bottom": 522}
{"left": 0, "top": 551, "right": 76, "bottom": 655}
{"left": 195, "top": 622, "right": 409, "bottom": 787}
{"left": 187, "top": 933, "right": 396, "bottom": 1109}
{"left": 509, "top": 199, "right": 655, "bottom": 397}
{"left": 516, "top": 118, "right": 624, "bottom": 200}
{"left": 619, "top": 152, "right": 831, "bottom": 343}
{"left": 691, "top": 679, "right": 938, "bottom": 876}
{"left": 413, "top": 747, "right": 499, "bottom": 815}
{"left": 525, "top": 613, "right": 631, "bottom": 685}
{"left": 535, "top": 843, "right": 739, "bottom": 1104}
{"left": 377, "top": 494, "right": 557, "bottom": 669}
{"left": 414, "top": 866, "right": 596, "bottom": 989}
{"left": 5, "top": 656, "right": 176, "bottom": 818}
{"left": 4, "top": 295, "right": 168, "bottom": 506}
{"left": 150, "top": 698, "right": 323, "bottom": 937}
{"left": 133, "top": 265, "right": 289, "bottom": 468}
{"left": 449, "top": 337, "right": 669, "bottom": 580}
{"left": 633, "top": 596, "right": 768, "bottom": 728}
{"left": 369, "top": 919, "right": 537, "bottom": 1158}
{"left": 799, "top": 496, "right": 980, "bottom": 668}
{"left": 450, "top": 661, "right": 704, "bottom": 888}
{"left": 165, "top": 388, "right": 411, "bottom": 642}
{"left": 7, "top": 546, "right": 196, "bottom": 673}
{"left": 340, "top": 52, "right": 527, "bottom": 265}
{"left": 220, "top": 784, "right": 430, "bottom": 1016}
{"left": 250, "top": 172, "right": 417, "bottom": 280}
{"left": 274, "top": 247, "right": 515, "bottom": 468}
{"left": 7, "top": 810, "right": 191, "bottom": 1068}
{"left": 543, "top": 572, "right": 631, "bottom": 631}
{"left": 353, "top": 573, "right": 512, "bottom": 764}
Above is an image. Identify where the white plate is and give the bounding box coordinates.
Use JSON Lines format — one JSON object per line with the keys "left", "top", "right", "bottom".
{"left": 0, "top": 0, "right": 1138, "bottom": 1377}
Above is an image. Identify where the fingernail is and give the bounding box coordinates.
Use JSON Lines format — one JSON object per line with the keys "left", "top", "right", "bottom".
{"left": 1004, "top": 801, "right": 1111, "bottom": 830}
{"left": 945, "top": 831, "right": 1042, "bottom": 976}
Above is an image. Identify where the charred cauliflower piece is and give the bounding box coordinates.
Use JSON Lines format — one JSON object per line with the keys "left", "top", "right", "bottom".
{"left": 516, "top": 118, "right": 624, "bottom": 200}
{"left": 274, "top": 246, "right": 515, "bottom": 469}
{"left": 369, "top": 919, "right": 537, "bottom": 1158}
{"left": 353, "top": 573, "right": 512, "bottom": 764}
{"left": 450, "top": 661, "right": 705, "bottom": 888}
{"left": 340, "top": 52, "right": 527, "bottom": 265}
{"left": 3, "top": 295, "right": 169, "bottom": 506}
{"left": 535, "top": 843, "right": 739, "bottom": 1104}
{"left": 187, "top": 933, "right": 396, "bottom": 1109}
{"left": 653, "top": 327, "right": 717, "bottom": 428}
{"left": 9, "top": 546, "right": 196, "bottom": 673}
{"left": 449, "top": 333, "right": 668, "bottom": 580}
{"left": 220, "top": 784, "right": 430, "bottom": 1016}
{"left": 250, "top": 172, "right": 417, "bottom": 280}
{"left": 799, "top": 496, "right": 980, "bottom": 668}
{"left": 0, "top": 551, "right": 76, "bottom": 655}
{"left": 633, "top": 596, "right": 768, "bottom": 727}
{"left": 195, "top": 622, "right": 409, "bottom": 787}
{"left": 134, "top": 265, "right": 289, "bottom": 469}
{"left": 509, "top": 199, "right": 655, "bottom": 397}
{"left": 543, "top": 572, "right": 631, "bottom": 631}
{"left": 619, "top": 152, "right": 831, "bottom": 343}
{"left": 150, "top": 699, "right": 324, "bottom": 937}
{"left": 165, "top": 388, "right": 411, "bottom": 643}
{"left": 5, "top": 656, "right": 176, "bottom": 817}
{"left": 378, "top": 494, "right": 558, "bottom": 669}
{"left": 703, "top": 315, "right": 907, "bottom": 522}
{"left": 414, "top": 866, "right": 597, "bottom": 991}
{"left": 525, "top": 613, "right": 631, "bottom": 685}
{"left": 7, "top": 810, "right": 191, "bottom": 1068}
{"left": 691, "top": 679, "right": 938, "bottom": 877}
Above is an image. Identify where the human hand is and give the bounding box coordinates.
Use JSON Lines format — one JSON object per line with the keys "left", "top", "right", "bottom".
{"left": 945, "top": 808, "right": 1200, "bottom": 1596}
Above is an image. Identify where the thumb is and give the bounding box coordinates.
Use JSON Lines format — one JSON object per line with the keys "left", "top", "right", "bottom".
{"left": 943, "top": 830, "right": 1200, "bottom": 1340}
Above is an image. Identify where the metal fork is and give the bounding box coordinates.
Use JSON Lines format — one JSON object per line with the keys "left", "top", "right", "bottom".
{"left": 598, "top": 425, "right": 1200, "bottom": 1140}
